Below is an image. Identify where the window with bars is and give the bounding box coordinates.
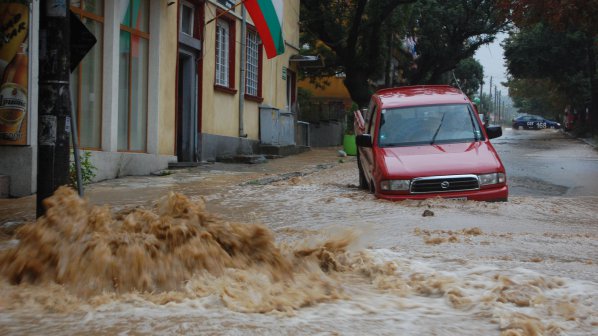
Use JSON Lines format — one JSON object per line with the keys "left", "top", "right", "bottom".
{"left": 245, "top": 30, "right": 260, "bottom": 97}
{"left": 215, "top": 19, "right": 230, "bottom": 87}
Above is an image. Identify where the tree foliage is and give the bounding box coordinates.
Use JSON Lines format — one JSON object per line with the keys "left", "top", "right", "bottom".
{"left": 504, "top": 25, "right": 587, "bottom": 80}
{"left": 503, "top": 23, "right": 590, "bottom": 105}
{"left": 300, "top": 0, "right": 417, "bottom": 106}
{"left": 402, "top": 0, "right": 508, "bottom": 85}
{"left": 501, "top": 0, "right": 598, "bottom": 133}
{"left": 451, "top": 57, "right": 484, "bottom": 97}
{"left": 300, "top": 0, "right": 508, "bottom": 107}
{"left": 502, "top": 0, "right": 598, "bottom": 35}
{"left": 507, "top": 78, "right": 568, "bottom": 119}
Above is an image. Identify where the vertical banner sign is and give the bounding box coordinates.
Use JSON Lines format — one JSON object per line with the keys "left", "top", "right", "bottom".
{"left": 0, "top": 1, "right": 29, "bottom": 145}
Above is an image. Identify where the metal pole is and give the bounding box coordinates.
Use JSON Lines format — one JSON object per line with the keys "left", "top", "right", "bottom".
{"left": 69, "top": 108, "right": 84, "bottom": 196}
{"left": 37, "top": 0, "right": 71, "bottom": 217}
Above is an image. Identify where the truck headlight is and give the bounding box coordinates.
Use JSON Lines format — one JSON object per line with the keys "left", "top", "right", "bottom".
{"left": 478, "top": 173, "right": 506, "bottom": 185}
{"left": 380, "top": 180, "right": 410, "bottom": 191}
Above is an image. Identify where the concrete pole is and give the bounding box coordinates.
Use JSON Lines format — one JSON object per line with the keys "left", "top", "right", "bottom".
{"left": 479, "top": 80, "right": 484, "bottom": 122}
{"left": 488, "top": 77, "right": 493, "bottom": 120}
{"left": 494, "top": 85, "right": 500, "bottom": 122}
{"left": 37, "top": 0, "right": 71, "bottom": 217}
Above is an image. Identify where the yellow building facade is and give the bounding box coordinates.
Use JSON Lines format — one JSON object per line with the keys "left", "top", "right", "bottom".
{"left": 0, "top": 0, "right": 302, "bottom": 197}
{"left": 0, "top": 0, "right": 180, "bottom": 197}
{"left": 189, "top": 0, "right": 301, "bottom": 161}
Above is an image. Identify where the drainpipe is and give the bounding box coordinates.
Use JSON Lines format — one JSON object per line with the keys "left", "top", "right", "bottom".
{"left": 238, "top": 5, "right": 247, "bottom": 137}
{"left": 194, "top": 72, "right": 199, "bottom": 161}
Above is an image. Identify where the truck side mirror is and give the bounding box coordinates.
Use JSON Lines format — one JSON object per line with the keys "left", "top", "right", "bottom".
{"left": 485, "top": 125, "right": 502, "bottom": 139}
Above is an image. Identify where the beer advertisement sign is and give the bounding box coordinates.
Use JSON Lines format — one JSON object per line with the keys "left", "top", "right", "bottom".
{"left": 0, "top": 1, "right": 29, "bottom": 145}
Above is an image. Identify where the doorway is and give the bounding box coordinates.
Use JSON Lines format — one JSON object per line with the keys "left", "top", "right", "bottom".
{"left": 176, "top": 50, "right": 198, "bottom": 162}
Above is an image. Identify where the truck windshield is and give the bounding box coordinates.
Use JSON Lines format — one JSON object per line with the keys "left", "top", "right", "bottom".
{"left": 378, "top": 104, "right": 483, "bottom": 147}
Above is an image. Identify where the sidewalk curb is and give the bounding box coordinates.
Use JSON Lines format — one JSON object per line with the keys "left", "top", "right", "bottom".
{"left": 578, "top": 137, "right": 598, "bottom": 149}
{"left": 563, "top": 130, "right": 598, "bottom": 149}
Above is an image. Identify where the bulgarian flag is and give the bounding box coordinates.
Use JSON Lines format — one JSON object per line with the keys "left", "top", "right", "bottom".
{"left": 244, "top": 0, "right": 285, "bottom": 59}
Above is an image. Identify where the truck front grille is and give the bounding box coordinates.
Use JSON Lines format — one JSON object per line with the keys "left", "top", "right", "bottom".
{"left": 410, "top": 175, "right": 480, "bottom": 194}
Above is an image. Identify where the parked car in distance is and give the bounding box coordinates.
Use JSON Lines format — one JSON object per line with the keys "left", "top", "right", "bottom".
{"left": 512, "top": 115, "right": 561, "bottom": 130}
{"left": 354, "top": 85, "right": 508, "bottom": 202}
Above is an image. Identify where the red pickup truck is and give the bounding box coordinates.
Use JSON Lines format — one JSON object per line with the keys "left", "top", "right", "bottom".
{"left": 354, "top": 85, "right": 508, "bottom": 202}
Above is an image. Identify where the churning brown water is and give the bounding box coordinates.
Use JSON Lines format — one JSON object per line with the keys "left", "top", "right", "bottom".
{"left": 0, "top": 187, "right": 596, "bottom": 335}
{"left": 0, "top": 187, "right": 356, "bottom": 313}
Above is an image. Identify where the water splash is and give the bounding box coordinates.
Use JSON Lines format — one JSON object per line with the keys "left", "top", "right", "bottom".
{"left": 0, "top": 187, "right": 352, "bottom": 312}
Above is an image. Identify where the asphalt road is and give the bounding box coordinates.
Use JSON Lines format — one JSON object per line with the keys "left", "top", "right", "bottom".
{"left": 492, "top": 128, "right": 598, "bottom": 197}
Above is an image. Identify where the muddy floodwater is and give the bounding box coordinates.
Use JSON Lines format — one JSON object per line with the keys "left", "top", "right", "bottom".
{"left": 0, "top": 146, "right": 597, "bottom": 335}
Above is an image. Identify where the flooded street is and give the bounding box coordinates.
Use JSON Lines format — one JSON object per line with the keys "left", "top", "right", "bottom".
{"left": 0, "top": 130, "right": 597, "bottom": 335}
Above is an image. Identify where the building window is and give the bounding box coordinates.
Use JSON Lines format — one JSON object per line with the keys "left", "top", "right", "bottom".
{"left": 245, "top": 29, "right": 262, "bottom": 98}
{"left": 215, "top": 20, "right": 229, "bottom": 87}
{"left": 69, "top": 0, "right": 104, "bottom": 149}
{"left": 180, "top": 1, "right": 194, "bottom": 36}
{"left": 214, "top": 17, "right": 235, "bottom": 91}
{"left": 118, "top": 0, "right": 149, "bottom": 152}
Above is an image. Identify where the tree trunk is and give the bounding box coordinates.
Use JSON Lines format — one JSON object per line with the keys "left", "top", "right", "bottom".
{"left": 344, "top": 69, "right": 371, "bottom": 108}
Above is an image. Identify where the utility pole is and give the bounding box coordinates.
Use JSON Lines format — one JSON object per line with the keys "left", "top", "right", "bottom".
{"left": 494, "top": 87, "right": 498, "bottom": 122}
{"left": 488, "top": 77, "right": 493, "bottom": 120}
{"left": 498, "top": 90, "right": 502, "bottom": 122}
{"left": 37, "top": 0, "right": 71, "bottom": 217}
{"left": 479, "top": 81, "right": 484, "bottom": 109}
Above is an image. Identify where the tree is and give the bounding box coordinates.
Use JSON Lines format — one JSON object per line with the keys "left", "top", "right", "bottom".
{"left": 502, "top": 0, "right": 598, "bottom": 133}
{"left": 300, "top": 0, "right": 508, "bottom": 107}
{"left": 451, "top": 57, "right": 484, "bottom": 97}
{"left": 300, "top": 0, "right": 417, "bottom": 107}
{"left": 503, "top": 23, "right": 593, "bottom": 131}
{"left": 507, "top": 78, "right": 568, "bottom": 119}
{"left": 401, "top": 0, "right": 509, "bottom": 85}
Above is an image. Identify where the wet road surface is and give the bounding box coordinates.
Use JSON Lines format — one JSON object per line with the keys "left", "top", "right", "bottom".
{"left": 494, "top": 128, "right": 598, "bottom": 196}
{"left": 0, "top": 130, "right": 597, "bottom": 335}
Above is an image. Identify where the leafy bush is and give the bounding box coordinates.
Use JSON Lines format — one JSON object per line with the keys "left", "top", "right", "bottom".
{"left": 69, "top": 151, "right": 97, "bottom": 187}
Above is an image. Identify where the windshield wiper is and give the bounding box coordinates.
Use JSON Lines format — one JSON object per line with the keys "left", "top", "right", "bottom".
{"left": 430, "top": 112, "right": 446, "bottom": 145}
